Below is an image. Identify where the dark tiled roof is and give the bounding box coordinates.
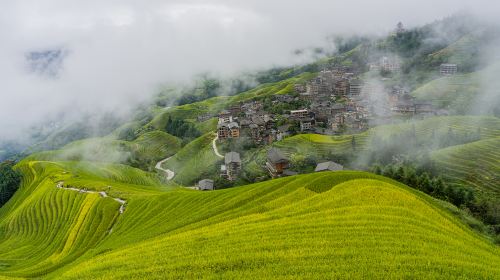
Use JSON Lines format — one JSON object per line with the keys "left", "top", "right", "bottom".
{"left": 267, "top": 148, "right": 288, "bottom": 164}
{"left": 198, "top": 179, "right": 214, "bottom": 190}
{"left": 225, "top": 152, "right": 241, "bottom": 164}
{"left": 315, "top": 161, "right": 344, "bottom": 172}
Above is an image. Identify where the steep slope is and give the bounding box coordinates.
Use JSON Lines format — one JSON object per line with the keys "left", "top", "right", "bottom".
{"left": 23, "top": 131, "right": 181, "bottom": 171}
{"left": 148, "top": 72, "right": 316, "bottom": 131}
{"left": 412, "top": 73, "right": 479, "bottom": 112}
{"left": 411, "top": 62, "right": 500, "bottom": 113}
{"left": 161, "top": 132, "right": 220, "bottom": 185}
{"left": 0, "top": 163, "right": 499, "bottom": 279}
{"left": 0, "top": 160, "right": 167, "bottom": 278}
{"left": 431, "top": 137, "right": 500, "bottom": 197}
{"left": 271, "top": 116, "right": 500, "bottom": 161}
{"left": 56, "top": 173, "right": 500, "bottom": 279}
{"left": 161, "top": 115, "right": 500, "bottom": 183}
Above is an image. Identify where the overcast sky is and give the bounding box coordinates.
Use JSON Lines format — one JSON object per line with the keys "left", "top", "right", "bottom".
{"left": 0, "top": 0, "right": 498, "bottom": 141}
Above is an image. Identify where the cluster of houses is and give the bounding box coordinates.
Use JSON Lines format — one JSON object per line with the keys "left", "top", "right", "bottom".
{"left": 388, "top": 86, "right": 447, "bottom": 116}
{"left": 210, "top": 59, "right": 457, "bottom": 144}
{"left": 216, "top": 100, "right": 286, "bottom": 145}
{"left": 193, "top": 58, "right": 457, "bottom": 190}
{"left": 369, "top": 56, "right": 401, "bottom": 73}
{"left": 295, "top": 67, "right": 373, "bottom": 133}
{"left": 197, "top": 147, "right": 344, "bottom": 190}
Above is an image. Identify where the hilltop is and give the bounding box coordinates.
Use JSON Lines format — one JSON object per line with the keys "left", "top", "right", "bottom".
{"left": 0, "top": 159, "right": 499, "bottom": 279}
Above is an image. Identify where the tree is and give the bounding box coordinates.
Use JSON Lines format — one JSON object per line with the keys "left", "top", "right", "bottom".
{"left": 290, "top": 154, "right": 307, "bottom": 171}
{"left": 0, "top": 161, "right": 22, "bottom": 207}
{"left": 431, "top": 177, "right": 445, "bottom": 198}
{"left": 381, "top": 165, "right": 394, "bottom": 177}
{"left": 371, "top": 164, "right": 382, "bottom": 175}
{"left": 214, "top": 177, "right": 233, "bottom": 190}
{"left": 165, "top": 117, "right": 201, "bottom": 139}
{"left": 418, "top": 172, "right": 431, "bottom": 193}
{"left": 351, "top": 136, "right": 357, "bottom": 152}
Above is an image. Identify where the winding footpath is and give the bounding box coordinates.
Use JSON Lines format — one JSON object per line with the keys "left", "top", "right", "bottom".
{"left": 56, "top": 182, "right": 127, "bottom": 214}
{"left": 155, "top": 156, "right": 175, "bottom": 180}
{"left": 212, "top": 134, "right": 224, "bottom": 159}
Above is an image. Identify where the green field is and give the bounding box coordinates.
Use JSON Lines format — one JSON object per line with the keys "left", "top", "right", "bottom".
{"left": 0, "top": 160, "right": 498, "bottom": 279}
{"left": 0, "top": 159, "right": 167, "bottom": 278}
{"left": 158, "top": 115, "right": 500, "bottom": 185}
{"left": 411, "top": 62, "right": 500, "bottom": 114}
{"left": 432, "top": 137, "right": 500, "bottom": 198}
{"left": 272, "top": 116, "right": 500, "bottom": 160}
{"left": 162, "top": 132, "right": 221, "bottom": 186}
{"left": 23, "top": 131, "right": 181, "bottom": 172}
{"left": 148, "top": 72, "right": 316, "bottom": 131}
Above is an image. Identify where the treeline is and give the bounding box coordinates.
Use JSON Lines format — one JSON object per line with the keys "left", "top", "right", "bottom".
{"left": 372, "top": 161, "right": 500, "bottom": 243}
{"left": 165, "top": 117, "right": 201, "bottom": 140}
{"left": 176, "top": 77, "right": 255, "bottom": 106}
{"left": 0, "top": 161, "right": 22, "bottom": 207}
{"left": 372, "top": 162, "right": 474, "bottom": 207}
{"left": 177, "top": 79, "right": 221, "bottom": 105}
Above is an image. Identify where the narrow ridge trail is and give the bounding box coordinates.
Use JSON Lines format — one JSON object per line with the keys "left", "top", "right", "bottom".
{"left": 56, "top": 181, "right": 127, "bottom": 214}
{"left": 212, "top": 134, "right": 224, "bottom": 158}
{"left": 155, "top": 156, "right": 175, "bottom": 180}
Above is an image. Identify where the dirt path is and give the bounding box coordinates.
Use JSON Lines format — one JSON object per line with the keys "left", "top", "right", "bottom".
{"left": 155, "top": 156, "right": 175, "bottom": 180}
{"left": 212, "top": 134, "right": 224, "bottom": 159}
{"left": 56, "top": 182, "right": 127, "bottom": 214}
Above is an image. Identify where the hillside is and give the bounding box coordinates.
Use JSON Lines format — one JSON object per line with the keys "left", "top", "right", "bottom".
{"left": 411, "top": 61, "right": 500, "bottom": 114}
{"left": 249, "top": 115, "right": 500, "bottom": 170}
{"left": 431, "top": 137, "right": 500, "bottom": 198}
{"left": 1, "top": 14, "right": 500, "bottom": 279}
{"left": 148, "top": 72, "right": 316, "bottom": 131}
{"left": 157, "top": 115, "right": 500, "bottom": 187}
{"left": 161, "top": 132, "right": 220, "bottom": 186}
{"left": 24, "top": 131, "right": 182, "bottom": 172}
{"left": 0, "top": 162, "right": 498, "bottom": 279}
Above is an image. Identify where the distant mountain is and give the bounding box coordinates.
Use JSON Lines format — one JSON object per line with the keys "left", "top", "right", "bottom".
{"left": 26, "top": 48, "right": 67, "bottom": 77}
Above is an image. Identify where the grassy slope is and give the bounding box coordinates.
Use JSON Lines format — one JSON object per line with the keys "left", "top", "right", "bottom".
{"left": 162, "top": 132, "right": 220, "bottom": 186}
{"left": 149, "top": 72, "right": 316, "bottom": 131}
{"left": 411, "top": 62, "right": 500, "bottom": 113}
{"left": 163, "top": 115, "right": 500, "bottom": 184}
{"left": 52, "top": 173, "right": 500, "bottom": 279}
{"left": 412, "top": 72, "right": 479, "bottom": 112}
{"left": 270, "top": 116, "right": 500, "bottom": 197}
{"left": 0, "top": 160, "right": 167, "bottom": 278}
{"left": 431, "top": 137, "right": 500, "bottom": 197}
{"left": 24, "top": 131, "right": 181, "bottom": 171}
{"left": 427, "top": 34, "right": 478, "bottom": 66}
{"left": 129, "top": 131, "right": 182, "bottom": 163}
{"left": 273, "top": 116, "right": 500, "bottom": 160}
{"left": 0, "top": 156, "right": 499, "bottom": 279}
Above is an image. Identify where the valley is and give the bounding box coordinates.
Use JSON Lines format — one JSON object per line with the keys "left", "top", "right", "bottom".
{"left": 0, "top": 12, "right": 499, "bottom": 279}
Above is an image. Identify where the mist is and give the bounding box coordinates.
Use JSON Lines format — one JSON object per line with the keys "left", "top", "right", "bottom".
{"left": 1, "top": 0, "right": 499, "bottom": 144}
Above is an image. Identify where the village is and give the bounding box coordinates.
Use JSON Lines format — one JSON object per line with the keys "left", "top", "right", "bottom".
{"left": 193, "top": 57, "right": 458, "bottom": 190}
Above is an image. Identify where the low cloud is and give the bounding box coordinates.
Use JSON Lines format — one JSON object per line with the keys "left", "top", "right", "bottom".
{"left": 0, "top": 0, "right": 498, "bottom": 142}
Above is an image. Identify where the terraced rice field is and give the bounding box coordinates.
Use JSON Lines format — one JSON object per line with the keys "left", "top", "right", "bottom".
{"left": 274, "top": 116, "right": 500, "bottom": 159}
{"left": 20, "top": 131, "right": 181, "bottom": 172}
{"left": 0, "top": 160, "right": 168, "bottom": 278}
{"left": 161, "top": 133, "right": 221, "bottom": 185}
{"left": 275, "top": 133, "right": 369, "bottom": 159}
{"left": 432, "top": 137, "right": 500, "bottom": 197}
{"left": 149, "top": 72, "right": 316, "bottom": 131}
{"left": 130, "top": 130, "right": 182, "bottom": 163}
{"left": 0, "top": 159, "right": 499, "bottom": 279}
